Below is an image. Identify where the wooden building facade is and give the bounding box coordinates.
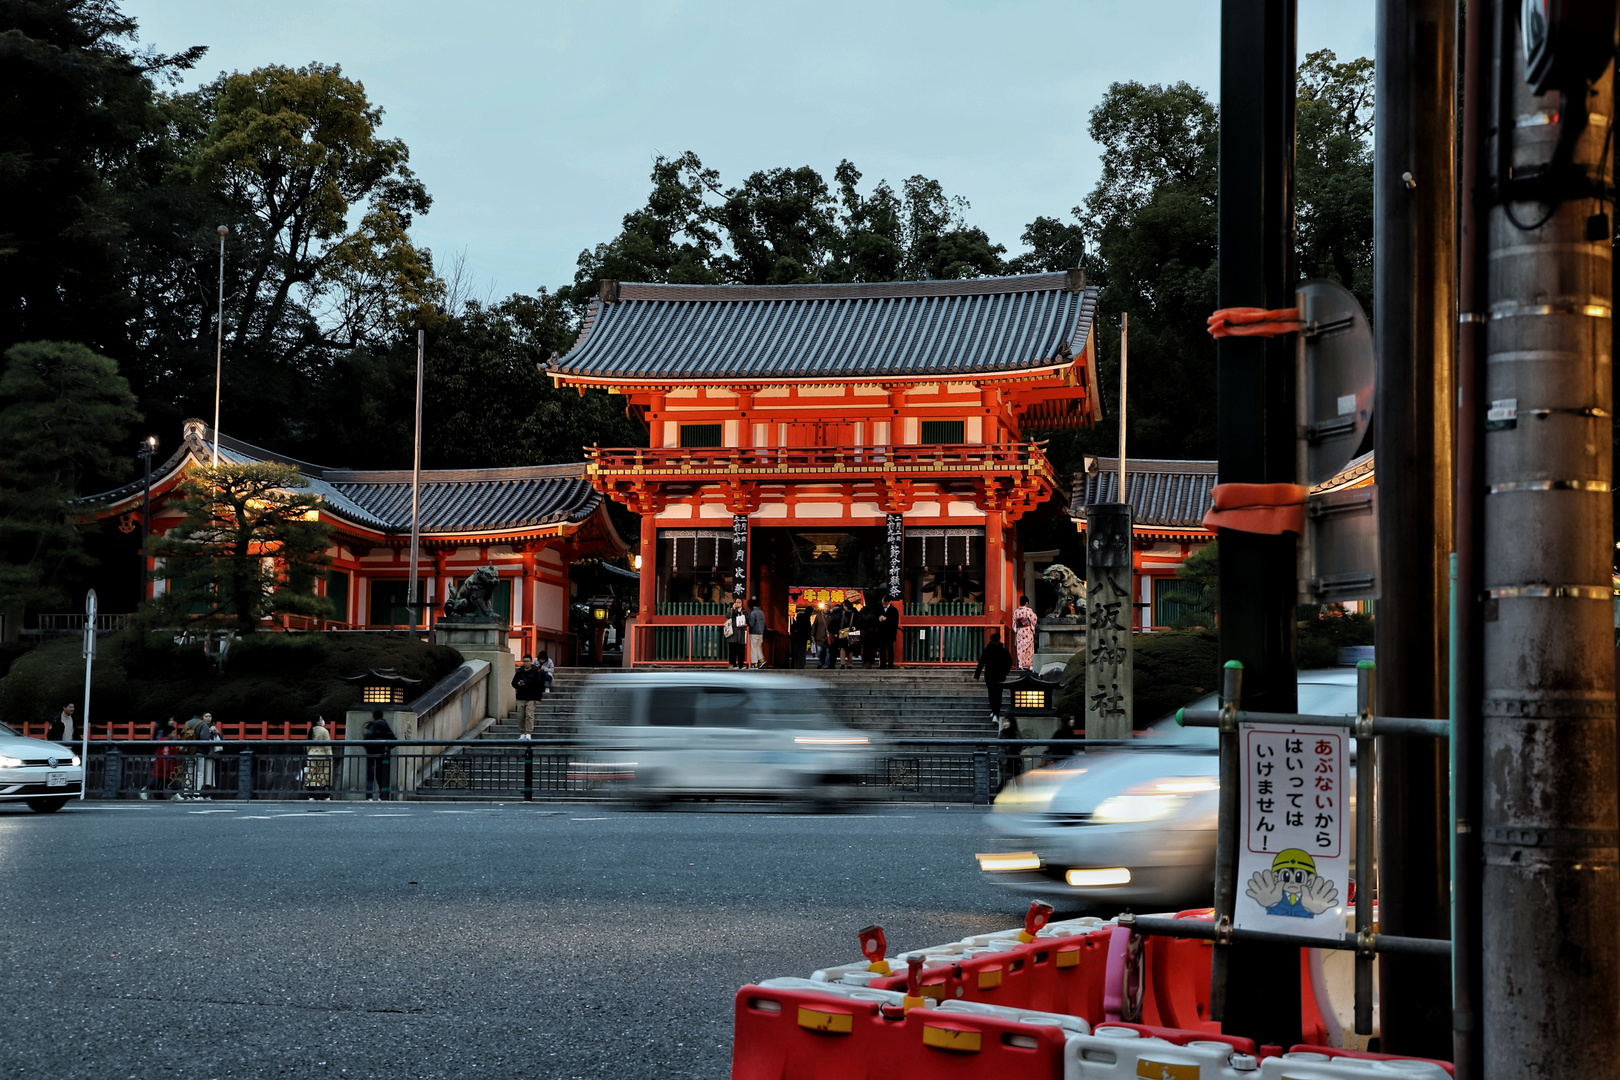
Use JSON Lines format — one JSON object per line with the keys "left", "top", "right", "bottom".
{"left": 549, "top": 272, "right": 1101, "bottom": 665}
{"left": 76, "top": 419, "right": 628, "bottom": 661}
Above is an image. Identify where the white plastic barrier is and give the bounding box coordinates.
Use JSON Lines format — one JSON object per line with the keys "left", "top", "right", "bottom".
{"left": 1067, "top": 1024, "right": 1260, "bottom": 1078}
{"left": 809, "top": 958, "right": 908, "bottom": 984}
{"left": 934, "top": 998, "right": 1092, "bottom": 1036}
{"left": 809, "top": 915, "right": 1122, "bottom": 983}
{"left": 756, "top": 977, "right": 915, "bottom": 1007}
{"left": 1257, "top": 1053, "right": 1449, "bottom": 1079}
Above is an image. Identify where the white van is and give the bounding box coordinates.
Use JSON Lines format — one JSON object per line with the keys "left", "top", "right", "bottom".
{"left": 579, "top": 672, "right": 875, "bottom": 808}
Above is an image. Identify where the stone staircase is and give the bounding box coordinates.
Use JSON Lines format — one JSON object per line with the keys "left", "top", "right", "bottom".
{"left": 479, "top": 667, "right": 1000, "bottom": 743}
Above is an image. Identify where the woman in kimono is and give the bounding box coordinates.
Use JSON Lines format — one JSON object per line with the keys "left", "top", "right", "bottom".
{"left": 1012, "top": 594, "right": 1038, "bottom": 670}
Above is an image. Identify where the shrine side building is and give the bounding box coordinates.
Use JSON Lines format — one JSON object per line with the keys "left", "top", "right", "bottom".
{"left": 549, "top": 271, "right": 1100, "bottom": 665}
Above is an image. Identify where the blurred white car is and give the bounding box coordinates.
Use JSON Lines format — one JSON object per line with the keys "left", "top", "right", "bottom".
{"left": 579, "top": 672, "right": 876, "bottom": 809}
{"left": 978, "top": 670, "right": 1358, "bottom": 908}
{"left": 0, "top": 720, "right": 84, "bottom": 812}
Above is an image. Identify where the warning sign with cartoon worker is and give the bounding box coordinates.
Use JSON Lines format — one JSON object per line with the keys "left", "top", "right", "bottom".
{"left": 1234, "top": 724, "right": 1348, "bottom": 940}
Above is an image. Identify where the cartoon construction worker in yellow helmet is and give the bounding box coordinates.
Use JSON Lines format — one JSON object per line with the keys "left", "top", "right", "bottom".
{"left": 1245, "top": 848, "right": 1339, "bottom": 918}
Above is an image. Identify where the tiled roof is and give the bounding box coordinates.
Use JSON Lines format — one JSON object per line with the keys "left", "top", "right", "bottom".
{"left": 1072, "top": 458, "right": 1219, "bottom": 530}
{"left": 78, "top": 421, "right": 603, "bottom": 537}
{"left": 552, "top": 271, "right": 1097, "bottom": 382}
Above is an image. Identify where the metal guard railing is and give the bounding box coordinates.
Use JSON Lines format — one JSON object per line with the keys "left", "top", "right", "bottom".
{"left": 77, "top": 737, "right": 1152, "bottom": 804}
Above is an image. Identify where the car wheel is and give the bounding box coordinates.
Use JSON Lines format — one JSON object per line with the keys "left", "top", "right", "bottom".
{"left": 26, "top": 797, "right": 68, "bottom": 814}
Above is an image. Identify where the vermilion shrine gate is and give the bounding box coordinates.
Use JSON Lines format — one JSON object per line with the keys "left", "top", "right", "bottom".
{"left": 549, "top": 271, "right": 1101, "bottom": 665}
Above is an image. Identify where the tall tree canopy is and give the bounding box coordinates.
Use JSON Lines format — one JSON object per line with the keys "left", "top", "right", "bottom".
{"left": 564, "top": 153, "right": 1009, "bottom": 300}
{"left": 0, "top": 341, "right": 141, "bottom": 611}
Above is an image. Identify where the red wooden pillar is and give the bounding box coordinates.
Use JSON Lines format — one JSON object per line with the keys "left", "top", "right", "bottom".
{"left": 638, "top": 512, "right": 656, "bottom": 618}
{"left": 985, "top": 510, "right": 1006, "bottom": 631}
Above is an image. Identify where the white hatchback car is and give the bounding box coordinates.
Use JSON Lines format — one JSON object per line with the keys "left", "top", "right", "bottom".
{"left": 0, "top": 720, "right": 84, "bottom": 812}
{"left": 978, "top": 670, "right": 1358, "bottom": 909}
{"left": 580, "top": 672, "right": 876, "bottom": 809}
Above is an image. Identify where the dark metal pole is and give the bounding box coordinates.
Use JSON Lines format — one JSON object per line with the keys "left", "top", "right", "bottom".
{"left": 138, "top": 438, "right": 154, "bottom": 601}
{"left": 1452, "top": 1, "right": 1492, "bottom": 1073}
{"left": 1373, "top": 0, "right": 1457, "bottom": 1058}
{"left": 1217, "top": 0, "right": 1299, "bottom": 1048}
{"left": 1208, "top": 660, "right": 1242, "bottom": 1022}
{"left": 1480, "top": 6, "right": 1619, "bottom": 1074}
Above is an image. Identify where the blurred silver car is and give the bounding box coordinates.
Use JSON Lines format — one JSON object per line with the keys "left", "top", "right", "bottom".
{"left": 978, "top": 670, "right": 1358, "bottom": 908}
{"left": 0, "top": 720, "right": 84, "bottom": 812}
{"left": 579, "top": 672, "right": 876, "bottom": 808}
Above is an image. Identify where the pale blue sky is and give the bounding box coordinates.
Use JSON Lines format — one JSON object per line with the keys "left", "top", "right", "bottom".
{"left": 124, "top": 1, "right": 1376, "bottom": 298}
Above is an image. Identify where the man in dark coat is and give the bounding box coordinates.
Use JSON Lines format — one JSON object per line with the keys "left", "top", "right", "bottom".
{"left": 362, "top": 711, "right": 397, "bottom": 802}
{"left": 511, "top": 654, "right": 545, "bottom": 738}
{"left": 974, "top": 630, "right": 1014, "bottom": 721}
{"left": 878, "top": 595, "right": 901, "bottom": 669}
{"left": 823, "top": 601, "right": 845, "bottom": 669}
{"left": 856, "top": 600, "right": 881, "bottom": 668}
{"left": 789, "top": 607, "right": 812, "bottom": 668}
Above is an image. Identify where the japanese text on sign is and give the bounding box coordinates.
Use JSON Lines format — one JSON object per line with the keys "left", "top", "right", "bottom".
{"left": 1244, "top": 727, "right": 1344, "bottom": 857}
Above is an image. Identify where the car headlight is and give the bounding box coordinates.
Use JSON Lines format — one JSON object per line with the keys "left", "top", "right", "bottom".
{"left": 71, "top": 755, "right": 81, "bottom": 767}
{"left": 991, "top": 767, "right": 1082, "bottom": 813}
{"left": 0, "top": 756, "right": 20, "bottom": 769}
{"left": 1091, "top": 777, "right": 1218, "bottom": 823}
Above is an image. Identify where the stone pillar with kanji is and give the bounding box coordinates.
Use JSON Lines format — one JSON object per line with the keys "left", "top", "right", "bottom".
{"left": 1084, "top": 502, "right": 1134, "bottom": 740}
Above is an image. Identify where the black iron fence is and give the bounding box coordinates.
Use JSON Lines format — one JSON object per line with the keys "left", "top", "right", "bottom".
{"left": 79, "top": 738, "right": 1169, "bottom": 805}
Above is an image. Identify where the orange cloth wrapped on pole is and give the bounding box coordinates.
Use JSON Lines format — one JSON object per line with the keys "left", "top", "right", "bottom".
{"left": 1201, "top": 483, "right": 1307, "bottom": 536}
{"left": 1206, "top": 307, "right": 1302, "bottom": 338}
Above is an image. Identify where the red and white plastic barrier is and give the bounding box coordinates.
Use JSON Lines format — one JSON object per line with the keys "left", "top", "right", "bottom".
{"left": 1258, "top": 1050, "right": 1452, "bottom": 1078}
{"left": 731, "top": 982, "right": 1071, "bottom": 1080}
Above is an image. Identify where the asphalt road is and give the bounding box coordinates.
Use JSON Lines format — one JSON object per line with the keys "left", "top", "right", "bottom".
{"left": 0, "top": 800, "right": 1034, "bottom": 1080}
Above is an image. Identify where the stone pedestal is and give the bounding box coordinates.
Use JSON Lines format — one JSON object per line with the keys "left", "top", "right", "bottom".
{"left": 1033, "top": 616, "right": 1087, "bottom": 673}
{"left": 433, "top": 621, "right": 513, "bottom": 722}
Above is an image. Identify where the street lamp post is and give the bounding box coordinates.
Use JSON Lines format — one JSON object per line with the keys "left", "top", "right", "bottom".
{"left": 137, "top": 436, "right": 157, "bottom": 600}
{"left": 212, "top": 225, "right": 228, "bottom": 465}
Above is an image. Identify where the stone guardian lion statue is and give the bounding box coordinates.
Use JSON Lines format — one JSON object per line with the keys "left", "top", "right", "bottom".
{"left": 1040, "top": 563, "right": 1087, "bottom": 619}
{"left": 442, "top": 565, "right": 501, "bottom": 620}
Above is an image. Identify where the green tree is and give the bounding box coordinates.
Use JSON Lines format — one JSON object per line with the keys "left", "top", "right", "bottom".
{"left": 142, "top": 62, "right": 442, "bottom": 446}
{"left": 421, "top": 292, "right": 644, "bottom": 469}
{"left": 0, "top": 341, "right": 141, "bottom": 610}
{"left": 0, "top": 1, "right": 204, "bottom": 361}
{"left": 148, "top": 462, "right": 333, "bottom": 631}
{"left": 1295, "top": 49, "right": 1375, "bottom": 316}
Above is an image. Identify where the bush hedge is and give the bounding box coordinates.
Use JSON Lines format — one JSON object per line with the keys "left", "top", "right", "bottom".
{"left": 0, "top": 632, "right": 463, "bottom": 734}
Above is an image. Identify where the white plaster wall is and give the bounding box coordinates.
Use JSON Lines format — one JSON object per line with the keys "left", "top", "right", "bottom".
{"left": 656, "top": 505, "right": 694, "bottom": 520}
{"left": 795, "top": 503, "right": 843, "bottom": 518}
{"left": 967, "top": 416, "right": 983, "bottom": 443}
{"left": 849, "top": 501, "right": 883, "bottom": 518}
{"left": 724, "top": 419, "right": 739, "bottom": 447}
{"left": 755, "top": 504, "right": 788, "bottom": 519}
{"left": 902, "top": 417, "right": 919, "bottom": 444}
{"left": 907, "top": 501, "right": 942, "bottom": 517}
{"left": 534, "top": 581, "right": 565, "bottom": 631}
{"left": 947, "top": 501, "right": 986, "bottom": 519}
{"left": 663, "top": 421, "right": 678, "bottom": 448}
{"left": 699, "top": 502, "right": 732, "bottom": 519}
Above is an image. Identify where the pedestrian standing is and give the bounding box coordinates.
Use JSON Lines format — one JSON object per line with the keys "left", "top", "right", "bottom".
{"left": 139, "top": 718, "right": 176, "bottom": 800}
{"left": 997, "top": 713, "right": 1026, "bottom": 789}
{"left": 48, "top": 702, "right": 75, "bottom": 744}
{"left": 540, "top": 651, "right": 555, "bottom": 693}
{"left": 725, "top": 598, "right": 747, "bottom": 668}
{"left": 811, "top": 605, "right": 830, "bottom": 669}
{"left": 878, "top": 594, "right": 901, "bottom": 669}
{"left": 303, "top": 716, "right": 333, "bottom": 798}
{"left": 176, "top": 710, "right": 210, "bottom": 799}
{"left": 823, "top": 601, "right": 844, "bottom": 669}
{"left": 840, "top": 599, "right": 858, "bottom": 668}
{"left": 856, "top": 600, "right": 880, "bottom": 668}
{"left": 790, "top": 606, "right": 811, "bottom": 668}
{"left": 974, "top": 630, "right": 1014, "bottom": 722}
{"left": 362, "top": 711, "right": 397, "bottom": 802}
{"left": 512, "top": 655, "right": 543, "bottom": 738}
{"left": 747, "top": 597, "right": 766, "bottom": 669}
{"left": 1012, "top": 594, "right": 1038, "bottom": 671}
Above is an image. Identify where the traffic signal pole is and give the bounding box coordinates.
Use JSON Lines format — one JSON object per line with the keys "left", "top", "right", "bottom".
{"left": 1216, "top": 0, "right": 1301, "bottom": 1047}
{"left": 1372, "top": 0, "right": 1456, "bottom": 1058}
